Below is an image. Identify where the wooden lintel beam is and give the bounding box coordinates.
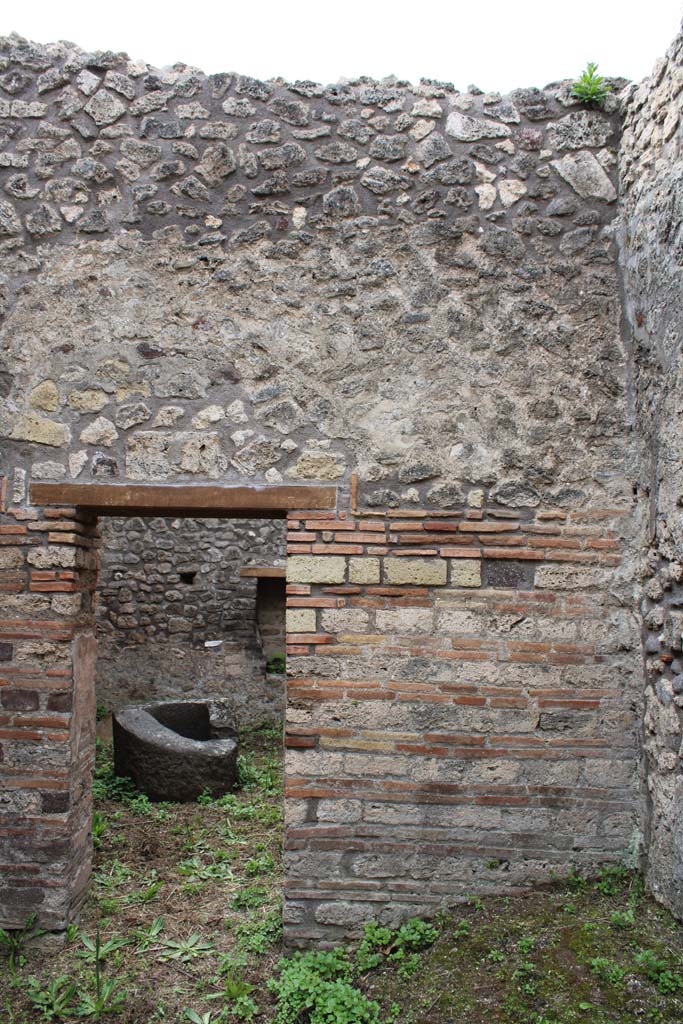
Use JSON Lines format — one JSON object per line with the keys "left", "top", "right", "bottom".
{"left": 30, "top": 483, "right": 337, "bottom": 518}
{"left": 239, "top": 566, "right": 286, "bottom": 578}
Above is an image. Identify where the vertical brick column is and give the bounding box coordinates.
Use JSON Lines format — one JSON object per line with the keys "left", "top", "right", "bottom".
{"left": 0, "top": 486, "right": 99, "bottom": 931}
{"left": 282, "top": 503, "right": 641, "bottom": 945}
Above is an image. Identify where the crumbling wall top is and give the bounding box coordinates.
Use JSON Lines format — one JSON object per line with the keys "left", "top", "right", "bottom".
{"left": 0, "top": 32, "right": 624, "bottom": 251}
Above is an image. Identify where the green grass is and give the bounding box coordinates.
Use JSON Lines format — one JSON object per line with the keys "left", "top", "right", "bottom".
{"left": 3, "top": 733, "right": 683, "bottom": 1023}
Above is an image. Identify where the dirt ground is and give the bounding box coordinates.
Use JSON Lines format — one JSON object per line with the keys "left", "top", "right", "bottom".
{"left": 3, "top": 728, "right": 683, "bottom": 1023}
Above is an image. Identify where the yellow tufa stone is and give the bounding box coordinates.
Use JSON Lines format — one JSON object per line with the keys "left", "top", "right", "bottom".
{"left": 286, "top": 608, "right": 316, "bottom": 633}
{"left": 192, "top": 404, "right": 225, "bottom": 429}
{"left": 115, "top": 382, "right": 151, "bottom": 402}
{"left": 451, "top": 559, "right": 482, "bottom": 587}
{"left": 384, "top": 557, "right": 447, "bottom": 586}
{"left": 51, "top": 593, "right": 82, "bottom": 616}
{"left": 338, "top": 633, "right": 384, "bottom": 645}
{"left": 321, "top": 608, "right": 370, "bottom": 633}
{"left": 287, "top": 555, "right": 346, "bottom": 584}
{"left": 289, "top": 451, "right": 345, "bottom": 480}
{"left": 79, "top": 416, "right": 118, "bottom": 447}
{"left": 29, "top": 380, "right": 60, "bottom": 412}
{"left": 180, "top": 433, "right": 227, "bottom": 476}
{"left": 67, "top": 388, "right": 109, "bottom": 412}
{"left": 10, "top": 413, "right": 70, "bottom": 448}
{"left": 27, "top": 545, "right": 77, "bottom": 569}
{"left": 69, "top": 451, "right": 89, "bottom": 477}
{"left": 348, "top": 557, "right": 380, "bottom": 584}
{"left": 0, "top": 548, "right": 23, "bottom": 569}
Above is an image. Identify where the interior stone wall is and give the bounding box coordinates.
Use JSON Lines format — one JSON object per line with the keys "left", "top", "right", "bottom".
{"left": 0, "top": 30, "right": 651, "bottom": 942}
{"left": 95, "top": 515, "right": 286, "bottom": 724}
{"left": 618, "top": 32, "right": 683, "bottom": 921}
{"left": 256, "top": 576, "right": 286, "bottom": 659}
{"left": 0, "top": 30, "right": 628, "bottom": 509}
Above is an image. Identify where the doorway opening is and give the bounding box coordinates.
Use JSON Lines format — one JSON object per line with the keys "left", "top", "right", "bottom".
{"left": 89, "top": 506, "right": 290, "bottom": 1000}
{"left": 12, "top": 482, "right": 336, "bottom": 995}
{"left": 95, "top": 514, "right": 287, "bottom": 725}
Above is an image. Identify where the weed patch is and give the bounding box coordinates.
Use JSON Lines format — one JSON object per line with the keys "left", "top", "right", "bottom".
{"left": 4, "top": 731, "right": 683, "bottom": 1024}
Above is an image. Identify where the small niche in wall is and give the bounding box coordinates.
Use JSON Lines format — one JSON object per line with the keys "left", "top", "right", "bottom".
{"left": 178, "top": 570, "right": 197, "bottom": 585}
{"left": 255, "top": 577, "right": 286, "bottom": 661}
{"left": 239, "top": 565, "right": 286, "bottom": 662}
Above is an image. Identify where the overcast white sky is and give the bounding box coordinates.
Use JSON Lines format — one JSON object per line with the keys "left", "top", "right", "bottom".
{"left": 5, "top": 0, "right": 683, "bottom": 92}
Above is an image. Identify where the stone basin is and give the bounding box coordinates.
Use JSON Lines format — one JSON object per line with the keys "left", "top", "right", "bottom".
{"left": 112, "top": 699, "right": 239, "bottom": 802}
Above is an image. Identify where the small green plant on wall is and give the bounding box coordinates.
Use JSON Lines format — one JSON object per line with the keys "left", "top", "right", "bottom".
{"left": 572, "top": 62, "right": 611, "bottom": 105}
{"left": 266, "top": 653, "right": 286, "bottom": 675}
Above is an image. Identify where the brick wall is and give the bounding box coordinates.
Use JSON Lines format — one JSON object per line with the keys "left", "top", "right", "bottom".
{"left": 0, "top": 487, "right": 97, "bottom": 929}
{"left": 283, "top": 500, "right": 641, "bottom": 942}
{"left": 0, "top": 482, "right": 642, "bottom": 940}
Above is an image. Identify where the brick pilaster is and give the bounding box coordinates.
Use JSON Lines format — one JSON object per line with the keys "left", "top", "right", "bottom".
{"left": 0, "top": 497, "right": 98, "bottom": 930}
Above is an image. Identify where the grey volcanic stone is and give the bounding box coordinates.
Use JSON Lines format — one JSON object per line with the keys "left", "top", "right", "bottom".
{"left": 103, "top": 71, "right": 136, "bottom": 100}
{"left": 547, "top": 196, "right": 577, "bottom": 216}
{"left": 258, "top": 142, "right": 306, "bottom": 170}
{"left": 491, "top": 481, "right": 540, "bottom": 507}
{"left": 547, "top": 111, "right": 614, "bottom": 150}
{"left": 77, "top": 209, "right": 108, "bottom": 232}
{"left": 445, "top": 112, "right": 511, "bottom": 140}
{"left": 131, "top": 90, "right": 175, "bottom": 116}
{"left": 113, "top": 700, "right": 239, "bottom": 802}
{"left": 0, "top": 69, "right": 32, "bottom": 94}
{"left": 174, "top": 175, "right": 211, "bottom": 200}
{"left": 121, "top": 138, "right": 162, "bottom": 165}
{"left": 140, "top": 116, "right": 183, "bottom": 139}
{"left": 416, "top": 132, "right": 452, "bottom": 167}
{"left": 72, "top": 157, "right": 112, "bottom": 183}
{"left": 292, "top": 168, "right": 327, "bottom": 187}
{"left": 115, "top": 402, "right": 151, "bottom": 429}
{"left": 222, "top": 97, "right": 255, "bottom": 117}
{"left": 251, "top": 171, "right": 290, "bottom": 195}
{"left": 485, "top": 98, "right": 520, "bottom": 123}
{"left": 323, "top": 185, "right": 361, "bottom": 218}
{"left": 510, "top": 87, "right": 552, "bottom": 120}
{"left": 85, "top": 89, "right": 126, "bottom": 125}
{"left": 361, "top": 166, "right": 405, "bottom": 194}
{"left": 430, "top": 158, "right": 475, "bottom": 184}
{"left": 398, "top": 460, "right": 440, "bottom": 484}
{"left": 269, "top": 98, "right": 309, "bottom": 126}
{"left": 551, "top": 151, "right": 617, "bottom": 202}
{"left": 246, "top": 119, "right": 281, "bottom": 143}
{"left": 196, "top": 143, "right": 236, "bottom": 184}
{"left": 235, "top": 75, "right": 272, "bottom": 100}
{"left": 338, "top": 119, "right": 373, "bottom": 144}
{"left": 25, "top": 203, "right": 61, "bottom": 235}
{"left": 315, "top": 141, "right": 358, "bottom": 163}
{"left": 36, "top": 68, "right": 68, "bottom": 94}
{"left": 368, "top": 135, "right": 406, "bottom": 162}
{"left": 0, "top": 199, "right": 21, "bottom": 234}
{"left": 290, "top": 80, "right": 324, "bottom": 97}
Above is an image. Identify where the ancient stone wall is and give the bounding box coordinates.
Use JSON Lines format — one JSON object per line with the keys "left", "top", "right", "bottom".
{"left": 619, "top": 33, "right": 683, "bottom": 920}
{"left": 0, "top": 31, "right": 627, "bottom": 503}
{"left": 0, "top": 31, "right": 645, "bottom": 941}
{"left": 95, "top": 516, "right": 286, "bottom": 724}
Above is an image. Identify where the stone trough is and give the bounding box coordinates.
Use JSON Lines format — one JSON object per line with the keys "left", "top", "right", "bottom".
{"left": 112, "top": 700, "right": 239, "bottom": 802}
